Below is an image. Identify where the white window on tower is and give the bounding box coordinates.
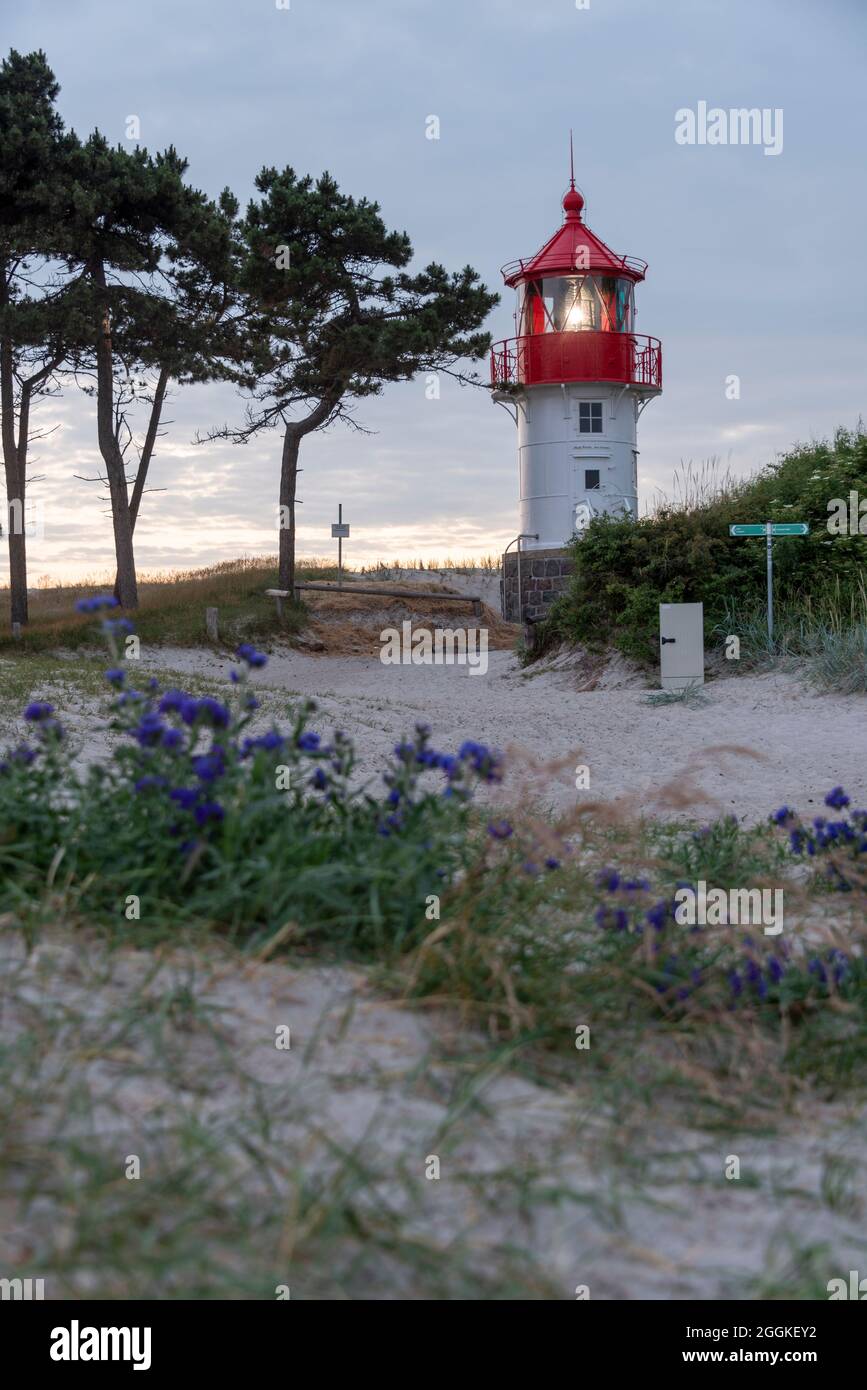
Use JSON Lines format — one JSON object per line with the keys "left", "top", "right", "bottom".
{"left": 579, "top": 401, "right": 603, "bottom": 434}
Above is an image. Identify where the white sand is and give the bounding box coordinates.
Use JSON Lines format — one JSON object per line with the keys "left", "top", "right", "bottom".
{"left": 133, "top": 645, "right": 866, "bottom": 826}
{"left": 4, "top": 928, "right": 866, "bottom": 1300}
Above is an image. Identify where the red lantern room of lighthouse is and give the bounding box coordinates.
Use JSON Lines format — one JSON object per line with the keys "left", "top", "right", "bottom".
{"left": 492, "top": 162, "right": 662, "bottom": 600}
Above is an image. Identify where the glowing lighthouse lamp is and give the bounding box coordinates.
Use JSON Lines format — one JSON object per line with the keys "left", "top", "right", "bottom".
{"left": 492, "top": 146, "right": 662, "bottom": 558}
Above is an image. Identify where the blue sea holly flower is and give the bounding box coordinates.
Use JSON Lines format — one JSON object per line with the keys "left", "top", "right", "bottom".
{"left": 194, "top": 801, "right": 225, "bottom": 827}
{"left": 236, "top": 643, "right": 268, "bottom": 669}
{"left": 191, "top": 698, "right": 230, "bottom": 729}
{"left": 645, "top": 901, "right": 669, "bottom": 931}
{"left": 75, "top": 594, "right": 119, "bottom": 613}
{"left": 458, "top": 739, "right": 503, "bottom": 782}
{"left": 241, "top": 731, "right": 285, "bottom": 757}
{"left": 824, "top": 786, "right": 850, "bottom": 809}
{"left": 134, "top": 713, "right": 166, "bottom": 747}
{"left": 297, "top": 731, "right": 321, "bottom": 752}
{"left": 24, "top": 702, "right": 54, "bottom": 722}
{"left": 311, "top": 767, "right": 329, "bottom": 791}
{"left": 170, "top": 788, "right": 199, "bottom": 811}
{"left": 105, "top": 668, "right": 126, "bottom": 687}
{"left": 595, "top": 905, "right": 629, "bottom": 930}
{"left": 771, "top": 806, "right": 793, "bottom": 825}
{"left": 192, "top": 747, "right": 226, "bottom": 783}
{"left": 159, "top": 690, "right": 189, "bottom": 715}
{"left": 596, "top": 869, "right": 620, "bottom": 892}
{"left": 487, "top": 819, "right": 513, "bottom": 840}
{"left": 161, "top": 728, "right": 184, "bottom": 751}
{"left": 134, "top": 775, "right": 168, "bottom": 793}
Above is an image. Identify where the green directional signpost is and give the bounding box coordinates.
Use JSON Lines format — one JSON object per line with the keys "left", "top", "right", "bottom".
{"left": 729, "top": 521, "right": 810, "bottom": 643}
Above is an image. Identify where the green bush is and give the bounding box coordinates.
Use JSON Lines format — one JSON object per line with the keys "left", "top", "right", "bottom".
{"left": 538, "top": 427, "right": 867, "bottom": 665}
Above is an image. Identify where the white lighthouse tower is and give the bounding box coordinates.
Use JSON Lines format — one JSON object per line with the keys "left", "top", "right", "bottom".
{"left": 492, "top": 162, "right": 662, "bottom": 555}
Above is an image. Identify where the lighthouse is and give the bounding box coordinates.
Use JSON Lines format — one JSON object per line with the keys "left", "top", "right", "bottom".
{"left": 492, "top": 162, "right": 662, "bottom": 615}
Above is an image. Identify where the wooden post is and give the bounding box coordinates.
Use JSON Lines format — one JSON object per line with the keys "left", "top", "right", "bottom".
{"left": 12, "top": 622, "right": 22, "bottom": 641}
{"left": 205, "top": 607, "right": 219, "bottom": 642}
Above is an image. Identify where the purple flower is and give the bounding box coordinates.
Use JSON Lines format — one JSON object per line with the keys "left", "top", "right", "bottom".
{"left": 159, "top": 690, "right": 189, "bottom": 715}
{"left": 458, "top": 740, "right": 503, "bottom": 782}
{"left": 645, "top": 901, "right": 670, "bottom": 931}
{"left": 192, "top": 747, "right": 226, "bottom": 783}
{"left": 596, "top": 869, "right": 620, "bottom": 892}
{"left": 133, "top": 713, "right": 165, "bottom": 747}
{"left": 236, "top": 643, "right": 268, "bottom": 668}
{"left": 487, "top": 819, "right": 513, "bottom": 839}
{"left": 297, "top": 731, "right": 321, "bottom": 752}
{"left": 75, "top": 594, "right": 119, "bottom": 613}
{"left": 135, "top": 775, "right": 168, "bottom": 793}
{"left": 771, "top": 806, "right": 793, "bottom": 825}
{"left": 194, "top": 801, "right": 225, "bottom": 827}
{"left": 825, "top": 786, "right": 850, "bottom": 810}
{"left": 808, "top": 957, "right": 827, "bottom": 985}
{"left": 24, "top": 702, "right": 54, "bottom": 721}
{"left": 189, "top": 697, "right": 230, "bottom": 729}
{"left": 596, "top": 905, "right": 629, "bottom": 930}
{"left": 241, "top": 730, "right": 285, "bottom": 757}
{"left": 105, "top": 668, "right": 126, "bottom": 687}
{"left": 170, "top": 787, "right": 199, "bottom": 811}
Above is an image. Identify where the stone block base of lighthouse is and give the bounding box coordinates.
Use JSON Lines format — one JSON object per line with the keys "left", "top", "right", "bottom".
{"left": 502, "top": 546, "right": 575, "bottom": 625}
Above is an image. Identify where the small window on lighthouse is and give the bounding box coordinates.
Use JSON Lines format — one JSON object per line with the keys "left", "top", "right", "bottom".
{"left": 579, "top": 402, "right": 603, "bottom": 434}
{"left": 585, "top": 469, "right": 601, "bottom": 490}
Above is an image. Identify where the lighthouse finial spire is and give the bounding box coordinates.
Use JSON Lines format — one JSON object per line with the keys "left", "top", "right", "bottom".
{"left": 569, "top": 128, "right": 575, "bottom": 189}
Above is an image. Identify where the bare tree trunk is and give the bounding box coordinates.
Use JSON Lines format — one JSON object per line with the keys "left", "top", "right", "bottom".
{"left": 0, "top": 329, "right": 28, "bottom": 628}
{"left": 278, "top": 423, "right": 301, "bottom": 594}
{"left": 93, "top": 263, "right": 138, "bottom": 609}
{"left": 113, "top": 363, "right": 169, "bottom": 599}
{"left": 277, "top": 396, "right": 338, "bottom": 595}
{"left": 129, "top": 364, "right": 169, "bottom": 531}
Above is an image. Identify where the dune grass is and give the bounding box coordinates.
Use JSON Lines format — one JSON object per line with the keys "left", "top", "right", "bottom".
{"left": 0, "top": 557, "right": 342, "bottom": 654}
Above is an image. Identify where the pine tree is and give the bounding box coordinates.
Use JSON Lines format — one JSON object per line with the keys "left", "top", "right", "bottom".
{"left": 206, "top": 167, "right": 498, "bottom": 593}
{"left": 0, "top": 49, "right": 70, "bottom": 627}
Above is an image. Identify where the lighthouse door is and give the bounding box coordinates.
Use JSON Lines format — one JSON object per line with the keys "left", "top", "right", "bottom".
{"left": 659, "top": 602, "right": 705, "bottom": 690}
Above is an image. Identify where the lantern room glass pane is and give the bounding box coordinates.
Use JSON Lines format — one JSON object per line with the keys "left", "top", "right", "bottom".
{"left": 521, "top": 276, "right": 635, "bottom": 334}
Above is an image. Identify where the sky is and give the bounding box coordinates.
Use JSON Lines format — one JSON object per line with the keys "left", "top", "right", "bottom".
{"left": 3, "top": 0, "right": 866, "bottom": 582}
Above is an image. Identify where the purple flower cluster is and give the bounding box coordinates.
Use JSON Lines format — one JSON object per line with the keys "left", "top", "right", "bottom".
{"left": 236, "top": 643, "right": 268, "bottom": 669}
{"left": 157, "top": 691, "right": 230, "bottom": 729}
{"left": 772, "top": 787, "right": 867, "bottom": 886}
{"left": 75, "top": 594, "right": 120, "bottom": 613}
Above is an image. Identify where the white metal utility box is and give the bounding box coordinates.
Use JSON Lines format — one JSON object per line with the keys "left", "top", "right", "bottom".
{"left": 659, "top": 602, "right": 704, "bottom": 691}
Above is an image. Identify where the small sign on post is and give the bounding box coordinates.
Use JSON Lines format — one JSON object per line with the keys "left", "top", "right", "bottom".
{"left": 331, "top": 503, "right": 350, "bottom": 588}
{"left": 729, "top": 521, "right": 809, "bottom": 644}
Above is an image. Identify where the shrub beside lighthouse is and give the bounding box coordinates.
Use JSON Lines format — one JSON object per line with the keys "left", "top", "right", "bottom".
{"left": 493, "top": 171, "right": 662, "bottom": 623}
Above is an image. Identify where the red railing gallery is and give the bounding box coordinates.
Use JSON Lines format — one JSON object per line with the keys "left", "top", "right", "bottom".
{"left": 490, "top": 332, "right": 662, "bottom": 390}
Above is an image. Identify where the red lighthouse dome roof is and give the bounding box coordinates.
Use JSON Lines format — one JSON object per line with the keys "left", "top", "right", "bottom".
{"left": 501, "top": 183, "right": 648, "bottom": 287}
